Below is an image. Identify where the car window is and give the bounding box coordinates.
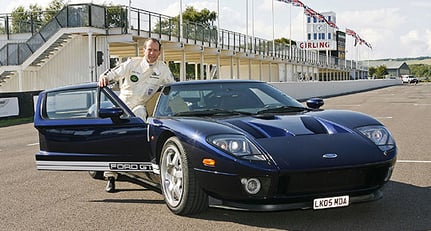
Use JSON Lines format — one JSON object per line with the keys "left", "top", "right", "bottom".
{"left": 44, "top": 88, "right": 118, "bottom": 119}
{"left": 155, "top": 82, "right": 304, "bottom": 116}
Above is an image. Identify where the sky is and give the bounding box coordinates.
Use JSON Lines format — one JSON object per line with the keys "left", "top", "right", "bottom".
{"left": 1, "top": 0, "right": 430, "bottom": 61}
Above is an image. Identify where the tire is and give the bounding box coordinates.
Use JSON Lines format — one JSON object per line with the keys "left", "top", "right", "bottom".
{"left": 160, "top": 137, "right": 208, "bottom": 215}
{"left": 88, "top": 171, "right": 104, "bottom": 180}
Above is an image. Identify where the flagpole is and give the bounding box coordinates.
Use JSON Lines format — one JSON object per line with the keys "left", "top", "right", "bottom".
{"left": 128, "top": 0, "right": 131, "bottom": 31}
{"left": 179, "top": 0, "right": 183, "bottom": 41}
{"left": 217, "top": 0, "right": 220, "bottom": 45}
{"left": 289, "top": 3, "right": 292, "bottom": 59}
{"left": 252, "top": 0, "right": 255, "bottom": 53}
{"left": 246, "top": 0, "right": 249, "bottom": 52}
{"left": 272, "top": 0, "right": 275, "bottom": 54}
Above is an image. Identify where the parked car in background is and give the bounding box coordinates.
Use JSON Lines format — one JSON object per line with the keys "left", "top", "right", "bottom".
{"left": 33, "top": 80, "right": 397, "bottom": 215}
{"left": 401, "top": 75, "right": 419, "bottom": 84}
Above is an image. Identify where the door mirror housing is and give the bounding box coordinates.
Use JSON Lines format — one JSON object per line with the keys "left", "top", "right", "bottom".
{"left": 306, "top": 98, "right": 324, "bottom": 109}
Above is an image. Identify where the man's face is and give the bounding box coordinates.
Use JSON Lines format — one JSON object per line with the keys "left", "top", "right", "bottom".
{"left": 144, "top": 40, "right": 161, "bottom": 64}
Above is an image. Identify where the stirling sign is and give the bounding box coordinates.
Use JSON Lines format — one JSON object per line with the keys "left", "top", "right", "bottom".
{"left": 298, "top": 41, "right": 336, "bottom": 50}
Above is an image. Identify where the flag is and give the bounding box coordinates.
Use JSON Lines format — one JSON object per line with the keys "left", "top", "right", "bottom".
{"left": 304, "top": 6, "right": 317, "bottom": 17}
{"left": 291, "top": 0, "right": 304, "bottom": 7}
{"left": 345, "top": 28, "right": 356, "bottom": 36}
{"left": 327, "top": 20, "right": 338, "bottom": 29}
{"left": 316, "top": 13, "right": 326, "bottom": 22}
{"left": 275, "top": 0, "right": 293, "bottom": 4}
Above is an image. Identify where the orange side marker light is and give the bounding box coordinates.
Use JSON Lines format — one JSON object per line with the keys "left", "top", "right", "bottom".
{"left": 202, "top": 158, "right": 216, "bottom": 167}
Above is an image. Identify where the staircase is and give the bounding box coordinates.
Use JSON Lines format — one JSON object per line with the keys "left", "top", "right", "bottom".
{"left": 0, "top": 4, "right": 107, "bottom": 87}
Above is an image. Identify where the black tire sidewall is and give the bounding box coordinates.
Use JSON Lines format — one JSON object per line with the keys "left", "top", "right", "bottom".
{"left": 160, "top": 137, "right": 190, "bottom": 213}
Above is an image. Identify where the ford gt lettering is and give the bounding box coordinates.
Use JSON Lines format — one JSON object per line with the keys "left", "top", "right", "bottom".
{"left": 109, "top": 163, "right": 153, "bottom": 171}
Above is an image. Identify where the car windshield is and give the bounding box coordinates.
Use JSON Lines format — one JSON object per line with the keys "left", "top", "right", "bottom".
{"left": 154, "top": 82, "right": 306, "bottom": 117}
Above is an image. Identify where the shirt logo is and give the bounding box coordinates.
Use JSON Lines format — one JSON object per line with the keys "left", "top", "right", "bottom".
{"left": 130, "top": 75, "right": 139, "bottom": 82}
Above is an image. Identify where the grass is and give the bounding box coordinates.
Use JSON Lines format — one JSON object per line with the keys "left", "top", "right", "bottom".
{"left": 406, "top": 58, "right": 431, "bottom": 65}
{"left": 0, "top": 117, "right": 33, "bottom": 128}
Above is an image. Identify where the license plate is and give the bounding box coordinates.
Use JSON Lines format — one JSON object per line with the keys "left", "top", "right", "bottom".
{"left": 313, "top": 195, "right": 349, "bottom": 210}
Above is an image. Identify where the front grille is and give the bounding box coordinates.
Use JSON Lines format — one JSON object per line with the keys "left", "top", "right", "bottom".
{"left": 277, "top": 164, "right": 390, "bottom": 196}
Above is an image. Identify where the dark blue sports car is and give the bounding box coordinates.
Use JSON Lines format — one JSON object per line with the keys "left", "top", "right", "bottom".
{"left": 34, "top": 80, "right": 397, "bottom": 215}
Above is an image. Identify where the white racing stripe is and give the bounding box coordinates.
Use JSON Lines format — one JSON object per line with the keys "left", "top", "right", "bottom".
{"left": 36, "top": 161, "right": 155, "bottom": 172}
{"left": 397, "top": 160, "right": 431, "bottom": 163}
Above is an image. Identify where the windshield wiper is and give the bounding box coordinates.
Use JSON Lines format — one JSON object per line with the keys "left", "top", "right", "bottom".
{"left": 256, "top": 105, "right": 309, "bottom": 114}
{"left": 174, "top": 109, "right": 252, "bottom": 116}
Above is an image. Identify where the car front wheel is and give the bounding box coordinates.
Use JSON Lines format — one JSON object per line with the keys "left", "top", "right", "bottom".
{"left": 160, "top": 136, "right": 208, "bottom": 215}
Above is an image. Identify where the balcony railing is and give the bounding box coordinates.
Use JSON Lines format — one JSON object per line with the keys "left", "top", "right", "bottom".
{"left": 0, "top": 3, "right": 366, "bottom": 71}
{"left": 0, "top": 4, "right": 105, "bottom": 66}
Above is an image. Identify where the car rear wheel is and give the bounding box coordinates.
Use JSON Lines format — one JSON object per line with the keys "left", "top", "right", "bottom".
{"left": 160, "top": 136, "right": 208, "bottom": 215}
{"left": 88, "top": 171, "right": 104, "bottom": 180}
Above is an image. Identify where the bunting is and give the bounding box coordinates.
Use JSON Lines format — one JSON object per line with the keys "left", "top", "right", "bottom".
{"left": 275, "top": 0, "right": 372, "bottom": 49}
{"left": 284, "top": 0, "right": 340, "bottom": 30}
{"left": 345, "top": 28, "right": 372, "bottom": 49}
{"left": 291, "top": 0, "right": 305, "bottom": 7}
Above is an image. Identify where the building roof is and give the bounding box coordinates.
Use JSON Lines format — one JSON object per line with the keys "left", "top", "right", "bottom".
{"left": 366, "top": 60, "right": 407, "bottom": 69}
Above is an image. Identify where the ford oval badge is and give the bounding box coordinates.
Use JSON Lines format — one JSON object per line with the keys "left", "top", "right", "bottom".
{"left": 322, "top": 153, "right": 338, "bottom": 159}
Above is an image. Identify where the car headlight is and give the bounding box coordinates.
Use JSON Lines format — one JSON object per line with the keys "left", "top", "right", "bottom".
{"left": 207, "top": 134, "right": 266, "bottom": 161}
{"left": 356, "top": 126, "right": 396, "bottom": 152}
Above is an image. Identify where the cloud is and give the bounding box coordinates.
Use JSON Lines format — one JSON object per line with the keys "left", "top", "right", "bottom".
{"left": 400, "top": 30, "right": 431, "bottom": 57}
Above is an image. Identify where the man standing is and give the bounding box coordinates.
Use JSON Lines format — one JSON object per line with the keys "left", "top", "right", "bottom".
{"left": 98, "top": 38, "right": 175, "bottom": 192}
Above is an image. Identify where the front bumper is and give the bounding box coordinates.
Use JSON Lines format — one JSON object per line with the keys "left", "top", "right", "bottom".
{"left": 195, "top": 159, "right": 395, "bottom": 206}
{"left": 208, "top": 190, "right": 383, "bottom": 211}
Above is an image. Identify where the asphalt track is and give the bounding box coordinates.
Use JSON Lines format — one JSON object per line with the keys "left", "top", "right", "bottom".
{"left": 0, "top": 83, "right": 430, "bottom": 231}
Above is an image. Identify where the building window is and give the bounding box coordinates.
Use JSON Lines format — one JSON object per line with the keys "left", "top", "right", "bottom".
{"left": 314, "top": 33, "right": 317, "bottom": 40}
{"left": 328, "top": 33, "right": 332, "bottom": 40}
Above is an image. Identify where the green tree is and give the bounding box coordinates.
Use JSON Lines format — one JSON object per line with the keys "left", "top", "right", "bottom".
{"left": 11, "top": 6, "right": 29, "bottom": 33}
{"left": 10, "top": 0, "right": 65, "bottom": 33}
{"left": 106, "top": 4, "right": 127, "bottom": 28}
{"left": 368, "top": 66, "right": 376, "bottom": 77}
{"left": 29, "top": 4, "right": 44, "bottom": 31}
{"left": 410, "top": 64, "right": 431, "bottom": 77}
{"left": 375, "top": 65, "right": 388, "bottom": 79}
{"left": 43, "top": 0, "right": 65, "bottom": 24}
{"left": 274, "top": 37, "right": 296, "bottom": 46}
{"left": 153, "top": 6, "right": 217, "bottom": 42}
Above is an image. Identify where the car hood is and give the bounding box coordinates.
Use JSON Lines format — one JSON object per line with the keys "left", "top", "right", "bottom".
{"left": 222, "top": 110, "right": 380, "bottom": 139}
{"left": 220, "top": 111, "right": 391, "bottom": 170}
{"left": 154, "top": 110, "right": 392, "bottom": 170}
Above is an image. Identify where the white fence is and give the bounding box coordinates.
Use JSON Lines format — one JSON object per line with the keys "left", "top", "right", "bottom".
{"left": 271, "top": 79, "right": 402, "bottom": 101}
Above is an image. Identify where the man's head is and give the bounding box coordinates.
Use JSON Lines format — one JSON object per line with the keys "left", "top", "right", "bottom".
{"left": 143, "top": 38, "right": 162, "bottom": 64}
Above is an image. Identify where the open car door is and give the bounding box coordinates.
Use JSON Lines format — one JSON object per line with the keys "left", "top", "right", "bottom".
{"left": 34, "top": 83, "right": 153, "bottom": 173}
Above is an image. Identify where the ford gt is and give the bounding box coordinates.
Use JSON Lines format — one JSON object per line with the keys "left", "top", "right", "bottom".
{"left": 34, "top": 80, "right": 397, "bottom": 215}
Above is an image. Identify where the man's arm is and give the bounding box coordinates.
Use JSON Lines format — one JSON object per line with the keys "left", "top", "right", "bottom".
{"left": 98, "top": 59, "right": 131, "bottom": 87}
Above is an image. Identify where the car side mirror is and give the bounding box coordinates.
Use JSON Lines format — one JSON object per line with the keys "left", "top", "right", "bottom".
{"left": 306, "top": 98, "right": 324, "bottom": 109}
{"left": 99, "top": 107, "right": 124, "bottom": 120}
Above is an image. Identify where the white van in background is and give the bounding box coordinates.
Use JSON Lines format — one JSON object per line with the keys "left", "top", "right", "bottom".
{"left": 401, "top": 75, "right": 419, "bottom": 84}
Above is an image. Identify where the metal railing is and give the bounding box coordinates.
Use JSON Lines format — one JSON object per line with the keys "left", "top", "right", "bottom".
{"left": 124, "top": 6, "right": 364, "bottom": 70}
{"left": 0, "top": 3, "right": 365, "bottom": 71}
{"left": 0, "top": 4, "right": 105, "bottom": 66}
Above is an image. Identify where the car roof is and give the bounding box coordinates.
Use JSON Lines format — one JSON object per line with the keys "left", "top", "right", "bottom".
{"left": 168, "top": 79, "right": 263, "bottom": 86}
{"left": 42, "top": 82, "right": 98, "bottom": 93}
{"left": 42, "top": 80, "right": 264, "bottom": 93}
